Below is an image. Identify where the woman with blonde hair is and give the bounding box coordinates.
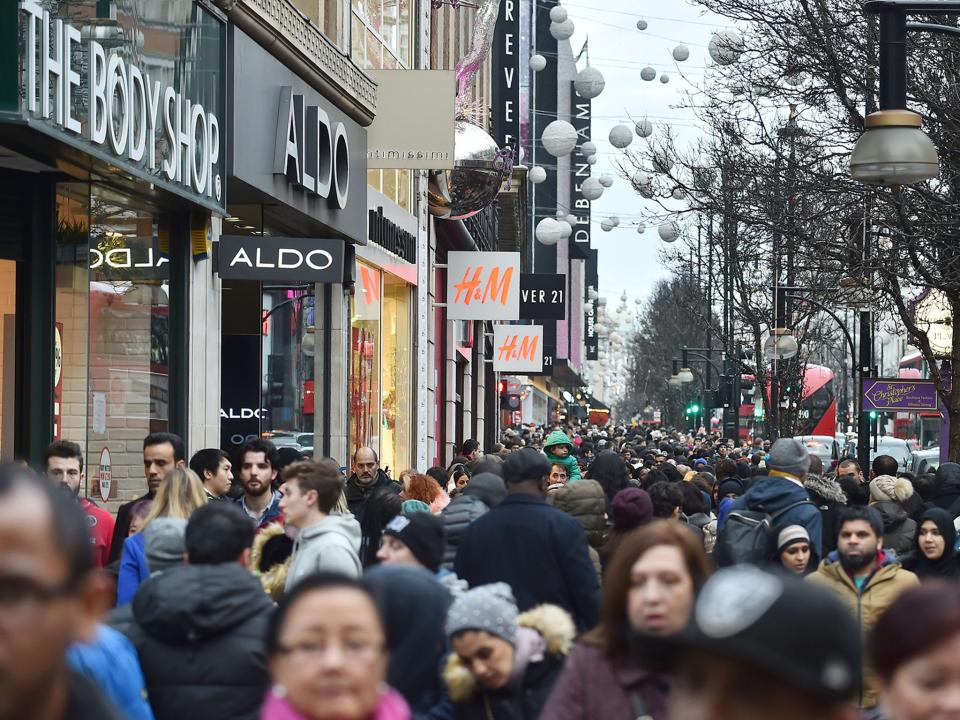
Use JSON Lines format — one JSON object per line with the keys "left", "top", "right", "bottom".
{"left": 117, "top": 467, "right": 207, "bottom": 605}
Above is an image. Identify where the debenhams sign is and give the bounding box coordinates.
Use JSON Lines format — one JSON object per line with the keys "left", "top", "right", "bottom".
{"left": 18, "top": 2, "right": 222, "bottom": 204}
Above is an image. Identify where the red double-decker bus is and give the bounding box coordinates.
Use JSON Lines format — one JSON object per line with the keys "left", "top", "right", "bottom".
{"left": 894, "top": 351, "right": 940, "bottom": 445}
{"left": 739, "top": 364, "right": 836, "bottom": 439}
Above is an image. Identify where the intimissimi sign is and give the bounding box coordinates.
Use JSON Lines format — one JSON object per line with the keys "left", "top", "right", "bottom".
{"left": 17, "top": 2, "right": 224, "bottom": 208}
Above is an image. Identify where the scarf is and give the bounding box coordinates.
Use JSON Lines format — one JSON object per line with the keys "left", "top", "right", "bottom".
{"left": 260, "top": 686, "right": 410, "bottom": 720}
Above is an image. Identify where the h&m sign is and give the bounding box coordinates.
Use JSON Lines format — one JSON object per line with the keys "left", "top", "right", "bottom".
{"left": 217, "top": 235, "right": 344, "bottom": 283}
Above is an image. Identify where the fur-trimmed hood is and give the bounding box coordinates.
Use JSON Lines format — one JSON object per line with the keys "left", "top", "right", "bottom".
{"left": 250, "top": 522, "right": 291, "bottom": 602}
{"left": 443, "top": 604, "right": 575, "bottom": 703}
{"left": 805, "top": 474, "right": 847, "bottom": 505}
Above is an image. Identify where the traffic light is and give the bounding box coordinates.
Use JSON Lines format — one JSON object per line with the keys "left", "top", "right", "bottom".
{"left": 685, "top": 402, "right": 701, "bottom": 416}
{"left": 869, "top": 409, "right": 878, "bottom": 420}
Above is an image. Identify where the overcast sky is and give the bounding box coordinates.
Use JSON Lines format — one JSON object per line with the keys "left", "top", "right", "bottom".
{"left": 563, "top": 0, "right": 732, "bottom": 309}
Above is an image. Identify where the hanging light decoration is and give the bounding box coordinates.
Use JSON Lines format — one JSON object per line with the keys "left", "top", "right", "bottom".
{"left": 549, "top": 5, "right": 568, "bottom": 22}
{"left": 581, "top": 176, "right": 604, "bottom": 200}
{"left": 599, "top": 173, "right": 614, "bottom": 188}
{"left": 535, "top": 218, "right": 562, "bottom": 245}
{"left": 635, "top": 119, "right": 653, "bottom": 138}
{"left": 528, "top": 166, "right": 547, "bottom": 184}
{"left": 565, "top": 213, "right": 577, "bottom": 226}
{"left": 672, "top": 188, "right": 685, "bottom": 200}
{"left": 636, "top": 222, "right": 646, "bottom": 234}
{"left": 672, "top": 44, "right": 690, "bottom": 61}
{"left": 427, "top": 120, "right": 510, "bottom": 219}
{"left": 636, "top": 19, "right": 648, "bottom": 30}
{"left": 541, "top": 120, "right": 578, "bottom": 157}
{"left": 586, "top": 154, "right": 598, "bottom": 165}
{"left": 601, "top": 219, "right": 615, "bottom": 232}
{"left": 574, "top": 66, "right": 606, "bottom": 99}
{"left": 640, "top": 66, "right": 656, "bottom": 82}
{"left": 557, "top": 219, "right": 573, "bottom": 239}
{"left": 609, "top": 124, "right": 633, "bottom": 149}
{"left": 652, "top": 151, "right": 674, "bottom": 174}
{"left": 708, "top": 29, "right": 744, "bottom": 65}
{"left": 581, "top": 140, "right": 597, "bottom": 156}
{"left": 549, "top": 18, "right": 575, "bottom": 40}
{"left": 609, "top": 215, "right": 621, "bottom": 227}
{"left": 530, "top": 54, "right": 547, "bottom": 72}
{"left": 658, "top": 220, "right": 680, "bottom": 242}
{"left": 659, "top": 73, "right": 670, "bottom": 84}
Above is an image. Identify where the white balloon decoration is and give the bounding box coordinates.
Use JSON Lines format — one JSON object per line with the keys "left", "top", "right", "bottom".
{"left": 660, "top": 73, "right": 670, "bottom": 84}
{"left": 601, "top": 219, "right": 615, "bottom": 232}
{"left": 785, "top": 71, "right": 806, "bottom": 87}
{"left": 528, "top": 166, "right": 547, "bottom": 184}
{"left": 557, "top": 220, "right": 573, "bottom": 239}
{"left": 609, "top": 124, "right": 633, "bottom": 149}
{"left": 581, "top": 140, "right": 597, "bottom": 156}
{"left": 609, "top": 216, "right": 621, "bottom": 227}
{"left": 658, "top": 220, "right": 680, "bottom": 242}
{"left": 635, "top": 119, "right": 653, "bottom": 138}
{"left": 541, "top": 120, "right": 578, "bottom": 157}
{"left": 672, "top": 188, "right": 685, "bottom": 200}
{"left": 574, "top": 66, "right": 606, "bottom": 99}
{"left": 586, "top": 154, "right": 598, "bottom": 165}
{"left": 550, "top": 19, "right": 575, "bottom": 40}
{"left": 556, "top": 209, "right": 567, "bottom": 218}
{"left": 536, "top": 218, "right": 562, "bottom": 245}
{"left": 599, "top": 173, "right": 614, "bottom": 188}
{"left": 652, "top": 151, "right": 674, "bottom": 174}
{"left": 708, "top": 29, "right": 744, "bottom": 65}
{"left": 636, "top": 19, "right": 648, "bottom": 30}
{"left": 636, "top": 222, "right": 646, "bottom": 234}
{"left": 581, "top": 176, "right": 604, "bottom": 201}
{"left": 587, "top": 287, "right": 598, "bottom": 300}
{"left": 549, "top": 6, "right": 568, "bottom": 22}
{"left": 530, "top": 54, "right": 547, "bottom": 72}
{"left": 640, "top": 66, "right": 656, "bottom": 82}
{"left": 672, "top": 45, "right": 690, "bottom": 62}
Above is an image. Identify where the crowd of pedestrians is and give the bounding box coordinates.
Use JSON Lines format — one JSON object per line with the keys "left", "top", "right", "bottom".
{"left": 5, "top": 423, "right": 960, "bottom": 719}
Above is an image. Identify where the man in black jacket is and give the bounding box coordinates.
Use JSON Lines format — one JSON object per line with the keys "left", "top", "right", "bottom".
{"left": 454, "top": 448, "right": 600, "bottom": 631}
{"left": 112, "top": 502, "right": 272, "bottom": 720}
{"left": 346, "top": 446, "right": 400, "bottom": 525}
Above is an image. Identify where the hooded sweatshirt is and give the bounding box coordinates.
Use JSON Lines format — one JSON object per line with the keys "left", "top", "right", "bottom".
{"left": 543, "top": 430, "right": 582, "bottom": 482}
{"left": 285, "top": 512, "right": 363, "bottom": 590}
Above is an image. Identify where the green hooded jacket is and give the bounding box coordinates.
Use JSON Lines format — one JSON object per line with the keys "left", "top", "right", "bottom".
{"left": 543, "top": 430, "right": 582, "bottom": 482}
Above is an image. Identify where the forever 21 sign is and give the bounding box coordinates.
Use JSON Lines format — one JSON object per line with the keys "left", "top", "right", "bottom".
{"left": 217, "top": 236, "right": 344, "bottom": 282}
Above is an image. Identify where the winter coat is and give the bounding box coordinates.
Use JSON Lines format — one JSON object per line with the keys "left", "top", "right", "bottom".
{"left": 250, "top": 522, "right": 291, "bottom": 601}
{"left": 116, "top": 532, "right": 150, "bottom": 606}
{"left": 903, "top": 507, "right": 960, "bottom": 580}
{"left": 454, "top": 494, "right": 601, "bottom": 632}
{"left": 285, "top": 512, "right": 363, "bottom": 591}
{"left": 364, "top": 566, "right": 454, "bottom": 720}
{"left": 66, "top": 670, "right": 124, "bottom": 720}
{"left": 931, "top": 462, "right": 960, "bottom": 515}
{"left": 234, "top": 491, "right": 284, "bottom": 530}
{"left": 444, "top": 605, "right": 574, "bottom": 720}
{"left": 541, "top": 642, "right": 668, "bottom": 720}
{"left": 440, "top": 474, "right": 506, "bottom": 570}
{"left": 67, "top": 624, "right": 155, "bottom": 720}
{"left": 871, "top": 501, "right": 917, "bottom": 557}
{"left": 721, "top": 474, "right": 824, "bottom": 565}
{"left": 807, "top": 551, "right": 919, "bottom": 708}
{"left": 260, "top": 687, "right": 410, "bottom": 720}
{"left": 804, "top": 474, "right": 847, "bottom": 555}
{"left": 549, "top": 480, "right": 608, "bottom": 581}
{"left": 346, "top": 470, "right": 401, "bottom": 526}
{"left": 543, "top": 430, "right": 582, "bottom": 482}
{"left": 111, "top": 563, "right": 273, "bottom": 720}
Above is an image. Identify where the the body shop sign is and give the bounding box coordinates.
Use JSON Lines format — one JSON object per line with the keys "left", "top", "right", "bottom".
{"left": 446, "top": 251, "right": 521, "bottom": 321}
{"left": 15, "top": 2, "right": 224, "bottom": 210}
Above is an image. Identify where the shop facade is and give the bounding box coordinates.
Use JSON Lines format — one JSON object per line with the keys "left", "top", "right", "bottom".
{"left": 0, "top": 1, "right": 226, "bottom": 506}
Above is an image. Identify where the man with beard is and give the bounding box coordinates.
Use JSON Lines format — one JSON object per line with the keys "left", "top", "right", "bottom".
{"left": 44, "top": 440, "right": 116, "bottom": 568}
{"left": 346, "top": 447, "right": 399, "bottom": 526}
{"left": 808, "top": 506, "right": 918, "bottom": 711}
{"left": 234, "top": 439, "right": 284, "bottom": 529}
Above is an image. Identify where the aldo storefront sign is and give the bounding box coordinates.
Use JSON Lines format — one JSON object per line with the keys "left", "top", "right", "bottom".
{"left": 13, "top": 2, "right": 225, "bottom": 211}
{"left": 230, "top": 28, "right": 367, "bottom": 244}
{"left": 217, "top": 236, "right": 345, "bottom": 283}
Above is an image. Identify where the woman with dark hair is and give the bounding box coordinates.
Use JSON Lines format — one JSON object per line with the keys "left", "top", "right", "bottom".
{"left": 903, "top": 507, "right": 960, "bottom": 580}
{"left": 358, "top": 489, "right": 403, "bottom": 567}
{"left": 873, "top": 581, "right": 960, "bottom": 719}
{"left": 541, "top": 522, "right": 712, "bottom": 719}
{"left": 587, "top": 451, "right": 631, "bottom": 507}
{"left": 262, "top": 573, "right": 410, "bottom": 720}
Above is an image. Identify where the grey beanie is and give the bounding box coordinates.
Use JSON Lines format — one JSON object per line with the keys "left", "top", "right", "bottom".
{"left": 446, "top": 582, "right": 518, "bottom": 645}
{"left": 767, "top": 438, "right": 811, "bottom": 479}
{"left": 144, "top": 518, "right": 187, "bottom": 573}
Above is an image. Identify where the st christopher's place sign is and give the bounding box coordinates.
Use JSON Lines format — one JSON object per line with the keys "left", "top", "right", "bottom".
{"left": 18, "top": 2, "right": 222, "bottom": 204}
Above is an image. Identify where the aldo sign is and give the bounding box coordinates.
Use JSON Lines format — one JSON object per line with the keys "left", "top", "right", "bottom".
{"left": 217, "top": 236, "right": 344, "bottom": 283}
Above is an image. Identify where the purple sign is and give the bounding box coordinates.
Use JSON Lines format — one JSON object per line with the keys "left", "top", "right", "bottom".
{"left": 861, "top": 378, "right": 940, "bottom": 412}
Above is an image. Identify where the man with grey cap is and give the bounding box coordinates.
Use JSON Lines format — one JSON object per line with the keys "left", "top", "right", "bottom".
{"left": 718, "top": 438, "right": 824, "bottom": 565}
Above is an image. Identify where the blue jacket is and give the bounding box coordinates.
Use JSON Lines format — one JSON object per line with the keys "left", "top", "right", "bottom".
{"left": 68, "top": 624, "right": 155, "bottom": 720}
{"left": 117, "top": 533, "right": 150, "bottom": 606}
{"left": 454, "top": 493, "right": 600, "bottom": 631}
{"left": 721, "top": 474, "right": 823, "bottom": 564}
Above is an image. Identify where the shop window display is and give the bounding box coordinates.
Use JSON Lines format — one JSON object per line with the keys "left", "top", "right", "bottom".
{"left": 350, "top": 261, "right": 382, "bottom": 460}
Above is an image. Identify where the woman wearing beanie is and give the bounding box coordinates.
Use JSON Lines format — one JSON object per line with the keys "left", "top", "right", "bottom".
{"left": 868, "top": 475, "right": 918, "bottom": 557}
{"left": 541, "top": 522, "right": 711, "bottom": 720}
{"left": 903, "top": 508, "right": 960, "bottom": 581}
{"left": 776, "top": 525, "right": 812, "bottom": 574}
{"left": 444, "top": 583, "right": 574, "bottom": 719}
{"left": 599, "top": 488, "right": 653, "bottom": 572}
{"left": 377, "top": 512, "right": 468, "bottom": 598}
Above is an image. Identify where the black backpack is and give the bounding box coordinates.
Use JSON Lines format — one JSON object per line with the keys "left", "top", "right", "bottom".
{"left": 715, "top": 499, "right": 813, "bottom": 567}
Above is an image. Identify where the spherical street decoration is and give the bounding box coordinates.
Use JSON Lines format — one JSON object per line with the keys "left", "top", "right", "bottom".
{"left": 672, "top": 188, "right": 684, "bottom": 200}
{"left": 587, "top": 287, "right": 598, "bottom": 300}
{"left": 599, "top": 173, "right": 614, "bottom": 188}
{"left": 528, "top": 166, "right": 547, "bottom": 184}
{"left": 549, "top": 19, "right": 575, "bottom": 40}
{"left": 635, "top": 297, "right": 643, "bottom": 305}
{"left": 636, "top": 222, "right": 646, "bottom": 234}
{"left": 609, "top": 123, "right": 633, "bottom": 149}
{"left": 581, "top": 140, "right": 597, "bottom": 156}
{"left": 652, "top": 151, "right": 674, "bottom": 174}
{"left": 609, "top": 215, "right": 621, "bottom": 227}
{"left": 574, "top": 66, "right": 606, "bottom": 99}
{"left": 581, "top": 176, "right": 604, "bottom": 200}
{"left": 541, "top": 120, "right": 578, "bottom": 157}
{"left": 708, "top": 29, "right": 744, "bottom": 65}
{"left": 535, "top": 217, "right": 562, "bottom": 246}
{"left": 586, "top": 154, "right": 598, "bottom": 165}
{"left": 565, "top": 214, "right": 577, "bottom": 227}
{"left": 636, "top": 19, "right": 648, "bottom": 31}
{"left": 693, "top": 166, "right": 715, "bottom": 190}
{"left": 785, "top": 71, "right": 806, "bottom": 87}
{"left": 659, "top": 73, "right": 670, "bottom": 84}
{"left": 557, "top": 220, "right": 573, "bottom": 239}
{"left": 635, "top": 119, "right": 653, "bottom": 138}
{"left": 597, "top": 297, "right": 608, "bottom": 307}
{"left": 640, "top": 66, "right": 657, "bottom": 82}
{"left": 530, "top": 54, "right": 547, "bottom": 72}
{"left": 601, "top": 219, "right": 615, "bottom": 232}
{"left": 672, "top": 44, "right": 690, "bottom": 62}
{"left": 658, "top": 220, "right": 680, "bottom": 242}
{"left": 595, "top": 322, "right": 609, "bottom": 336}
{"left": 427, "top": 120, "right": 510, "bottom": 220}
{"left": 549, "top": 5, "right": 568, "bottom": 23}
{"left": 556, "top": 209, "right": 567, "bottom": 218}
{"left": 637, "top": 179, "right": 655, "bottom": 199}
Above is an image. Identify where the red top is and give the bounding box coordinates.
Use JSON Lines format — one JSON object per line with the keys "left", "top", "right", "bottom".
{"left": 79, "top": 498, "right": 116, "bottom": 568}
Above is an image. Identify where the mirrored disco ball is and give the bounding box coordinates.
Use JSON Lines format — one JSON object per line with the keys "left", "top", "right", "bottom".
{"left": 428, "top": 121, "right": 509, "bottom": 220}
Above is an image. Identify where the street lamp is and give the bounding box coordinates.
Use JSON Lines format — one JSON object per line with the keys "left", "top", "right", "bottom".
{"left": 763, "top": 328, "right": 799, "bottom": 360}
{"left": 669, "top": 359, "right": 682, "bottom": 387}
{"left": 677, "top": 367, "right": 695, "bottom": 384}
